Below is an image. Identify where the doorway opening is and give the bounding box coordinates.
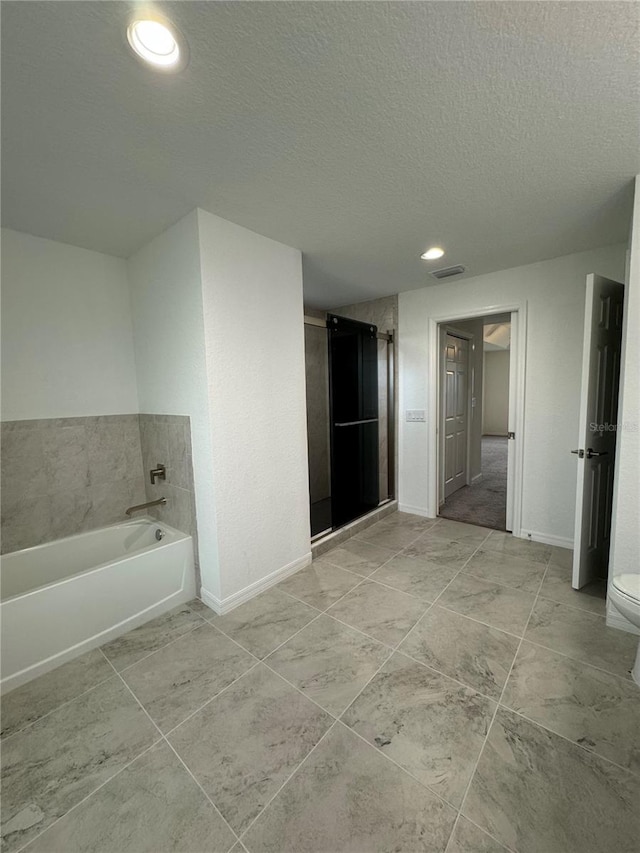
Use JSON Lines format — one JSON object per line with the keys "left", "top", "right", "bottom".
{"left": 436, "top": 312, "right": 518, "bottom": 532}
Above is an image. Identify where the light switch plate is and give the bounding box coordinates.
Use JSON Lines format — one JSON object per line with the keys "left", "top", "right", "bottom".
{"left": 406, "top": 410, "right": 426, "bottom": 422}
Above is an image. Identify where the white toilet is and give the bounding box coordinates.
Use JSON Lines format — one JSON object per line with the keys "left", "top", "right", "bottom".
{"left": 609, "top": 573, "right": 640, "bottom": 686}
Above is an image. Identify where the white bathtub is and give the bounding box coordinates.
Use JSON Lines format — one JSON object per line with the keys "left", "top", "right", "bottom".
{"left": 1, "top": 519, "right": 195, "bottom": 691}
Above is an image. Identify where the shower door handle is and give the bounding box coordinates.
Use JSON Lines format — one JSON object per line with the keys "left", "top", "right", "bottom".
{"left": 334, "top": 418, "right": 379, "bottom": 427}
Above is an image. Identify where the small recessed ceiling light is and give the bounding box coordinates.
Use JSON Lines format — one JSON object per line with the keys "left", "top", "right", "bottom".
{"left": 127, "top": 17, "right": 186, "bottom": 71}
{"left": 421, "top": 247, "right": 445, "bottom": 261}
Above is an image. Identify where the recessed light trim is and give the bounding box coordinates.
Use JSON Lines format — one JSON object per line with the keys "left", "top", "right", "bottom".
{"left": 126, "top": 15, "right": 187, "bottom": 71}
{"left": 421, "top": 247, "right": 445, "bottom": 261}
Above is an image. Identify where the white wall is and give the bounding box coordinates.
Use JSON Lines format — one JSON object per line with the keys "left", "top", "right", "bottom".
{"left": 1, "top": 228, "right": 138, "bottom": 419}
{"left": 197, "top": 209, "right": 310, "bottom": 602}
{"left": 398, "top": 243, "right": 627, "bottom": 545}
{"left": 128, "top": 212, "right": 221, "bottom": 598}
{"left": 482, "top": 350, "right": 510, "bottom": 435}
{"left": 610, "top": 177, "right": 640, "bottom": 583}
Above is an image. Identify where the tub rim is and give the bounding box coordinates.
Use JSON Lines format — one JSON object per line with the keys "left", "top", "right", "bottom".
{"left": 0, "top": 516, "right": 191, "bottom": 604}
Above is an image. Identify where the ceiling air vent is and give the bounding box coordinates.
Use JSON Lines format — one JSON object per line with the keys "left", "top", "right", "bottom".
{"left": 431, "top": 264, "right": 466, "bottom": 280}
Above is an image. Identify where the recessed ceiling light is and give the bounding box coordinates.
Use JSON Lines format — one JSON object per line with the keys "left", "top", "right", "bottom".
{"left": 421, "top": 247, "right": 445, "bottom": 261}
{"left": 127, "top": 17, "right": 186, "bottom": 70}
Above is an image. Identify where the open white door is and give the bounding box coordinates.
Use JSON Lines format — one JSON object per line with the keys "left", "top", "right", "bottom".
{"left": 505, "top": 313, "right": 517, "bottom": 532}
{"left": 443, "top": 332, "right": 470, "bottom": 499}
{"left": 572, "top": 274, "right": 624, "bottom": 589}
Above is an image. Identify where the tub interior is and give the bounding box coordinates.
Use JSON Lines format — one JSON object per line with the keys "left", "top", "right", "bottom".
{"left": 1, "top": 520, "right": 184, "bottom": 602}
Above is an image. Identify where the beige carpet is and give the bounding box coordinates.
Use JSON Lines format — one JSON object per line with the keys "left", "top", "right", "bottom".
{"left": 439, "top": 436, "right": 507, "bottom": 530}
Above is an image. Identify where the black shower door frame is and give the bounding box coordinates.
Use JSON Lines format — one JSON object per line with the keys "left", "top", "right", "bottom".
{"left": 304, "top": 312, "right": 395, "bottom": 538}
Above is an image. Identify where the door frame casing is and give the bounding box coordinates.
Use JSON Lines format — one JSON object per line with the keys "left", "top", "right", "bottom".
{"left": 428, "top": 302, "right": 527, "bottom": 536}
{"left": 438, "top": 326, "right": 473, "bottom": 505}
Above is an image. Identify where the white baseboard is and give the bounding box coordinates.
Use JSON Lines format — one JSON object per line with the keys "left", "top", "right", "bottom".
{"left": 471, "top": 473, "right": 483, "bottom": 484}
{"left": 201, "top": 552, "right": 312, "bottom": 615}
{"left": 518, "top": 529, "right": 573, "bottom": 550}
{"left": 398, "top": 504, "right": 435, "bottom": 519}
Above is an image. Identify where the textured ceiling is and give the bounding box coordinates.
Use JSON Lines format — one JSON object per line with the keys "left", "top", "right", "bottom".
{"left": 2, "top": 1, "right": 639, "bottom": 307}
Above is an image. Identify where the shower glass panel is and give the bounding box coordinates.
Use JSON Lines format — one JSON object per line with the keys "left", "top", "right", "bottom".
{"left": 304, "top": 323, "right": 332, "bottom": 536}
{"left": 328, "top": 314, "right": 379, "bottom": 528}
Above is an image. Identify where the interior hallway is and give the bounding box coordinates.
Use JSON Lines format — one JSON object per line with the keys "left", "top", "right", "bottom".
{"left": 440, "top": 436, "right": 508, "bottom": 530}
{"left": 2, "top": 512, "right": 637, "bottom": 853}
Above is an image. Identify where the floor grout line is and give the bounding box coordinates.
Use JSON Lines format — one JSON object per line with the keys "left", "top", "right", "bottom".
{"left": 236, "top": 555, "right": 470, "bottom": 830}
{"left": 104, "top": 609, "right": 206, "bottom": 675}
{"left": 228, "top": 543, "right": 421, "bottom": 656}
{"left": 162, "top": 738, "right": 241, "bottom": 852}
{"left": 4, "top": 605, "right": 210, "bottom": 745}
{"left": 494, "top": 704, "right": 640, "bottom": 779}
{"left": 101, "top": 649, "right": 243, "bottom": 848}
{"left": 331, "top": 717, "right": 461, "bottom": 813}
{"left": 8, "top": 514, "right": 631, "bottom": 853}
{"left": 161, "top": 528, "right": 640, "bottom": 828}
{"left": 237, "top": 575, "right": 478, "bottom": 835}
{"left": 459, "top": 566, "right": 545, "bottom": 595}
{"left": 231, "top": 546, "right": 437, "bottom": 844}
{"left": 310, "top": 503, "right": 400, "bottom": 555}
{"left": 351, "top": 526, "right": 430, "bottom": 551}
{"left": 258, "top": 660, "right": 340, "bottom": 721}
{"left": 176, "top": 527, "right": 633, "bottom": 847}
{"left": 235, "top": 719, "right": 341, "bottom": 845}
{"left": 341, "top": 571, "right": 439, "bottom": 602}
{"left": 390, "top": 646, "right": 499, "bottom": 705}
{"left": 433, "top": 603, "right": 526, "bottom": 640}
{"left": 11, "top": 736, "right": 165, "bottom": 853}
{"left": 279, "top": 567, "right": 436, "bottom": 614}
{"left": 533, "top": 589, "right": 610, "bottom": 618}
{"left": 510, "top": 635, "right": 636, "bottom": 682}
{"left": 269, "top": 577, "right": 428, "bottom": 652}
{"left": 160, "top": 658, "right": 263, "bottom": 739}
{"left": 317, "top": 544, "right": 406, "bottom": 574}
{"left": 236, "top": 645, "right": 402, "bottom": 844}
{"left": 306, "top": 561, "right": 376, "bottom": 581}
{"left": 395, "top": 531, "right": 493, "bottom": 658}
{"left": 448, "top": 549, "right": 553, "bottom": 847}
{"left": 0, "top": 669, "right": 119, "bottom": 744}
{"left": 444, "top": 813, "right": 517, "bottom": 853}
{"left": 0, "top": 523, "right": 515, "bottom": 853}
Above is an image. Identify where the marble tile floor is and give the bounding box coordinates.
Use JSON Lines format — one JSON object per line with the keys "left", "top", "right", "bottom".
{"left": 1, "top": 512, "right": 638, "bottom": 853}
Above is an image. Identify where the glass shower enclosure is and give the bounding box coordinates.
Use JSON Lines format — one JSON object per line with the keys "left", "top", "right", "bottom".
{"left": 328, "top": 314, "right": 379, "bottom": 528}
{"left": 304, "top": 312, "right": 394, "bottom": 538}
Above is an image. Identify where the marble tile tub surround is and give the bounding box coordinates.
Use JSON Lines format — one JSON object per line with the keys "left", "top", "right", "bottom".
{"left": 0, "top": 414, "right": 197, "bottom": 561}
{"left": 138, "top": 414, "right": 198, "bottom": 569}
{"left": 0, "top": 415, "right": 145, "bottom": 554}
{"left": 3, "top": 512, "right": 637, "bottom": 853}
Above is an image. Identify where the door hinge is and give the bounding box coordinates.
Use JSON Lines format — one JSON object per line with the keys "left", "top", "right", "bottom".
{"left": 508, "top": 431, "right": 515, "bottom": 440}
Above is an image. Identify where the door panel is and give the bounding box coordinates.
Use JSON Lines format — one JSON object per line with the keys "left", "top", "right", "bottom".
{"left": 444, "top": 434, "right": 454, "bottom": 483}
{"left": 505, "top": 312, "right": 517, "bottom": 532}
{"left": 444, "top": 333, "right": 469, "bottom": 499}
{"left": 328, "top": 314, "right": 379, "bottom": 529}
{"left": 572, "top": 275, "right": 624, "bottom": 589}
